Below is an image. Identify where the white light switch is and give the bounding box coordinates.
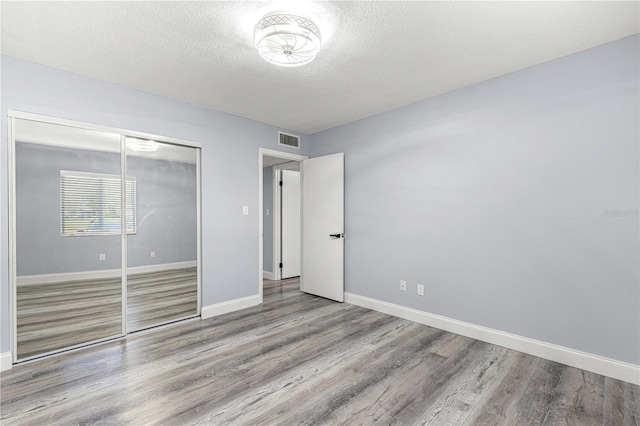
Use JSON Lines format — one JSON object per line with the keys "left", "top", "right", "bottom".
{"left": 243, "top": 206, "right": 249, "bottom": 216}
{"left": 266, "top": 208, "right": 270, "bottom": 216}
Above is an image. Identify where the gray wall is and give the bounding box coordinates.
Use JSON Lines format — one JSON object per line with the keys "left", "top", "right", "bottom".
{"left": 0, "top": 55, "right": 310, "bottom": 353}
{"left": 310, "top": 35, "right": 640, "bottom": 365}
{"left": 2, "top": 36, "right": 637, "bottom": 366}
{"left": 263, "top": 166, "right": 273, "bottom": 273}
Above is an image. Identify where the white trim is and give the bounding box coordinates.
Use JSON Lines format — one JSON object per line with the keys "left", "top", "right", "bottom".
{"left": 120, "top": 134, "right": 128, "bottom": 336}
{"left": 16, "top": 261, "right": 197, "bottom": 286}
{"left": 13, "top": 337, "right": 123, "bottom": 366}
{"left": 128, "top": 316, "right": 200, "bottom": 336}
{"left": 258, "top": 148, "right": 308, "bottom": 300}
{"left": 263, "top": 270, "right": 274, "bottom": 280}
{"left": 128, "top": 261, "right": 197, "bottom": 275}
{"left": 345, "top": 292, "right": 640, "bottom": 386}
{"left": 7, "top": 110, "right": 201, "bottom": 148}
{"left": 276, "top": 167, "right": 301, "bottom": 280}
{"left": 9, "top": 115, "right": 18, "bottom": 362}
{"left": 201, "top": 294, "right": 262, "bottom": 319}
{"left": 1, "top": 353, "right": 12, "bottom": 371}
{"left": 259, "top": 151, "right": 265, "bottom": 296}
{"left": 16, "top": 334, "right": 123, "bottom": 364}
{"left": 196, "top": 148, "right": 202, "bottom": 316}
{"left": 272, "top": 162, "right": 303, "bottom": 281}
{"left": 273, "top": 168, "right": 282, "bottom": 280}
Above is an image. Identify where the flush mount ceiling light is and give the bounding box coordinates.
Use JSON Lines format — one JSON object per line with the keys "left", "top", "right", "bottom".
{"left": 254, "top": 13, "right": 321, "bottom": 67}
{"left": 127, "top": 138, "right": 159, "bottom": 152}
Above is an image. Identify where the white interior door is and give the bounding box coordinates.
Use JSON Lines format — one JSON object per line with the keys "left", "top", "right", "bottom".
{"left": 301, "top": 153, "right": 344, "bottom": 302}
{"left": 281, "top": 170, "right": 301, "bottom": 278}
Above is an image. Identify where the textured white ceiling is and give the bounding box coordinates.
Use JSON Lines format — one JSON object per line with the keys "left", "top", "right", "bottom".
{"left": 1, "top": 1, "right": 638, "bottom": 134}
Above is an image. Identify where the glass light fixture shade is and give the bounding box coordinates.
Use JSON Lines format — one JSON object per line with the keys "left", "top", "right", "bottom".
{"left": 254, "top": 14, "right": 321, "bottom": 67}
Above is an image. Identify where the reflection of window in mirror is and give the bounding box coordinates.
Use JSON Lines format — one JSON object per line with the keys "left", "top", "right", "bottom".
{"left": 60, "top": 170, "right": 136, "bottom": 236}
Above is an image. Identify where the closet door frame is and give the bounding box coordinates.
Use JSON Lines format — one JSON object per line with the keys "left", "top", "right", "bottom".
{"left": 8, "top": 110, "right": 202, "bottom": 364}
{"left": 120, "top": 134, "right": 128, "bottom": 336}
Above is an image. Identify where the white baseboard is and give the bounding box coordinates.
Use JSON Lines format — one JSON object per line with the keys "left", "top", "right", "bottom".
{"left": 345, "top": 292, "right": 640, "bottom": 386}
{"left": 263, "top": 270, "right": 274, "bottom": 280}
{"left": 1, "top": 352, "right": 13, "bottom": 372}
{"left": 201, "top": 294, "right": 262, "bottom": 319}
{"left": 18, "top": 269, "right": 120, "bottom": 285}
{"left": 17, "top": 261, "right": 197, "bottom": 286}
{"left": 128, "top": 261, "right": 197, "bottom": 275}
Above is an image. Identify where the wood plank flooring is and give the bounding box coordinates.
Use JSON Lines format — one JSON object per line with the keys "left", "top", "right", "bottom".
{"left": 2, "top": 278, "right": 639, "bottom": 425}
{"left": 16, "top": 267, "right": 197, "bottom": 360}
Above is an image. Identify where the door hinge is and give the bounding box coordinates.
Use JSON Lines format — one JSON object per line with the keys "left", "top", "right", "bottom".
{"left": 279, "top": 263, "right": 283, "bottom": 268}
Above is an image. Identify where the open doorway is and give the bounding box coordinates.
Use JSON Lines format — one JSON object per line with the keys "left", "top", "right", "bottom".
{"left": 273, "top": 163, "right": 301, "bottom": 281}
{"left": 258, "top": 148, "right": 307, "bottom": 300}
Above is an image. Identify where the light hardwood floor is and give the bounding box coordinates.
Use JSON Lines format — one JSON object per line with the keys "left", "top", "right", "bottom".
{"left": 2, "top": 278, "right": 639, "bottom": 425}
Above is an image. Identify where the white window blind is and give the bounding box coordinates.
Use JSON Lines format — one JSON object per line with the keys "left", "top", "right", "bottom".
{"left": 60, "top": 170, "right": 136, "bottom": 236}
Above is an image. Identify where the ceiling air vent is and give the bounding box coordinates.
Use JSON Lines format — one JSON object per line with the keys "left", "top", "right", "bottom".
{"left": 278, "top": 131, "right": 300, "bottom": 149}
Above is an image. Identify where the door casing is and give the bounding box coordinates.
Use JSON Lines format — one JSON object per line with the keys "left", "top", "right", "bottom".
{"left": 272, "top": 162, "right": 301, "bottom": 280}
{"left": 280, "top": 169, "right": 301, "bottom": 279}
{"left": 258, "top": 148, "right": 307, "bottom": 299}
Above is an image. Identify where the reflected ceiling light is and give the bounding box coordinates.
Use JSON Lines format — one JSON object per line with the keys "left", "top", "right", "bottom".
{"left": 127, "top": 138, "right": 159, "bottom": 152}
{"left": 254, "top": 13, "right": 321, "bottom": 67}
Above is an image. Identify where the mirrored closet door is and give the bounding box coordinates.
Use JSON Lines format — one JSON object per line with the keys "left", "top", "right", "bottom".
{"left": 11, "top": 114, "right": 201, "bottom": 363}
{"left": 13, "top": 119, "right": 124, "bottom": 361}
{"left": 125, "top": 138, "right": 199, "bottom": 331}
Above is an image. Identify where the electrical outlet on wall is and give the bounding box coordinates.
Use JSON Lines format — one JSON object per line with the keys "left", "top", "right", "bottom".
{"left": 99, "top": 253, "right": 106, "bottom": 261}
{"left": 150, "top": 251, "right": 155, "bottom": 258}
{"left": 400, "top": 280, "right": 407, "bottom": 291}
{"left": 417, "top": 284, "right": 424, "bottom": 296}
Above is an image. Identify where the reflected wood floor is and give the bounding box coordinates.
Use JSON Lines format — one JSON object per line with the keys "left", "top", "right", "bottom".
{"left": 3, "top": 278, "right": 639, "bottom": 425}
{"left": 16, "top": 276, "right": 122, "bottom": 360}
{"left": 16, "top": 267, "right": 197, "bottom": 360}
{"left": 127, "top": 266, "right": 198, "bottom": 331}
